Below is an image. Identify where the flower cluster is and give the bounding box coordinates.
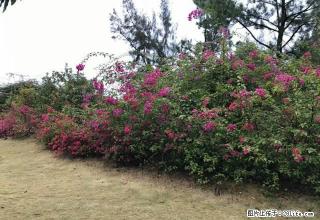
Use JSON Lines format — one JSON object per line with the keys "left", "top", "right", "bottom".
{"left": 188, "top": 8, "right": 203, "bottom": 21}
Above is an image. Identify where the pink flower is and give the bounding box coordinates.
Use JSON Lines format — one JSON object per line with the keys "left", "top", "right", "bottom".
{"left": 232, "top": 59, "right": 244, "bottom": 70}
{"left": 93, "top": 79, "right": 104, "bottom": 94}
{"left": 242, "top": 74, "right": 250, "bottom": 83}
{"left": 264, "top": 55, "right": 277, "bottom": 65}
{"left": 188, "top": 8, "right": 203, "bottom": 21}
{"left": 239, "top": 89, "right": 251, "bottom": 98}
{"left": 242, "top": 122, "right": 255, "bottom": 132}
{"left": 255, "top": 88, "right": 266, "bottom": 98}
{"left": 227, "top": 79, "right": 233, "bottom": 84}
{"left": 158, "top": 87, "right": 171, "bottom": 97}
{"left": 249, "top": 50, "right": 259, "bottom": 59}
{"left": 115, "top": 62, "right": 124, "bottom": 73}
{"left": 275, "top": 73, "right": 296, "bottom": 87}
{"left": 83, "top": 94, "right": 93, "bottom": 104}
{"left": 315, "top": 68, "right": 320, "bottom": 78}
{"left": 202, "top": 97, "right": 210, "bottom": 107}
{"left": 247, "top": 63, "right": 256, "bottom": 71}
{"left": 202, "top": 49, "right": 215, "bottom": 60}
{"left": 144, "top": 101, "right": 153, "bottom": 115}
{"left": 226, "top": 123, "right": 237, "bottom": 132}
{"left": 143, "top": 69, "right": 163, "bottom": 86}
{"left": 299, "top": 78, "right": 305, "bottom": 86}
{"left": 105, "top": 96, "right": 118, "bottom": 105}
{"left": 202, "top": 121, "right": 216, "bottom": 132}
{"left": 19, "top": 105, "right": 31, "bottom": 115}
{"left": 239, "top": 136, "right": 246, "bottom": 143}
{"left": 291, "top": 147, "right": 303, "bottom": 163}
{"left": 243, "top": 146, "right": 250, "bottom": 155}
{"left": 165, "top": 129, "right": 175, "bottom": 140}
{"left": 76, "top": 63, "right": 85, "bottom": 72}
{"left": 301, "top": 66, "right": 311, "bottom": 74}
{"left": 263, "top": 72, "right": 274, "bottom": 81}
{"left": 161, "top": 103, "right": 170, "bottom": 113}
{"left": 228, "top": 102, "right": 238, "bottom": 111}
{"left": 124, "top": 125, "right": 132, "bottom": 135}
{"left": 41, "top": 114, "right": 49, "bottom": 122}
{"left": 303, "top": 51, "right": 311, "bottom": 59}
{"left": 112, "top": 108, "right": 123, "bottom": 117}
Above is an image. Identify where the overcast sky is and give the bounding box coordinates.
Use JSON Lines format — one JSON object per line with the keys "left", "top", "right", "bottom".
{"left": 0, "top": 0, "right": 203, "bottom": 84}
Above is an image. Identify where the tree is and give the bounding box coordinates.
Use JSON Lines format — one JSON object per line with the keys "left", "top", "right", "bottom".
{"left": 110, "top": 0, "right": 187, "bottom": 65}
{"left": 0, "top": 0, "right": 19, "bottom": 12}
{"left": 194, "top": 0, "right": 320, "bottom": 53}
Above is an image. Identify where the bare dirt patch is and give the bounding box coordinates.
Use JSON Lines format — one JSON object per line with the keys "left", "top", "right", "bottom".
{"left": 0, "top": 139, "right": 319, "bottom": 220}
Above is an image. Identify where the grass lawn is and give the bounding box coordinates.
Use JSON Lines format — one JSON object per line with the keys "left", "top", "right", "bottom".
{"left": 0, "top": 138, "right": 319, "bottom": 220}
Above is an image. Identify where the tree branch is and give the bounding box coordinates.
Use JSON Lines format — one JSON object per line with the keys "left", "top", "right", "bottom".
{"left": 282, "top": 23, "right": 305, "bottom": 48}
{"left": 235, "top": 18, "right": 272, "bottom": 49}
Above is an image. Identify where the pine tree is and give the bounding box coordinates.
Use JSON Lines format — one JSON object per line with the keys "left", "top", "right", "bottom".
{"left": 0, "top": 0, "right": 18, "bottom": 12}
{"left": 110, "top": 0, "right": 186, "bottom": 65}
{"left": 194, "top": 0, "right": 319, "bottom": 53}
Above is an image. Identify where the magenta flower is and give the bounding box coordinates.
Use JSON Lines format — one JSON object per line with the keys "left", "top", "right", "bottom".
{"left": 83, "top": 94, "right": 93, "bottom": 104}
{"left": 226, "top": 124, "right": 237, "bottom": 132}
{"left": 275, "top": 73, "right": 296, "bottom": 87}
{"left": 263, "top": 72, "right": 274, "bottom": 81}
{"left": 112, "top": 108, "right": 123, "bottom": 117}
{"left": 242, "top": 122, "right": 255, "bottom": 132}
{"left": 239, "top": 89, "right": 251, "bottom": 98}
{"left": 165, "top": 129, "right": 175, "bottom": 140}
{"left": 115, "top": 62, "right": 124, "bottom": 73}
{"left": 202, "top": 121, "right": 216, "bottom": 132}
{"left": 202, "top": 49, "right": 215, "bottom": 60}
{"left": 105, "top": 96, "right": 118, "bottom": 105}
{"left": 158, "top": 87, "right": 171, "bottom": 97}
{"left": 299, "top": 78, "right": 305, "bottom": 86}
{"left": 76, "top": 64, "right": 85, "bottom": 72}
{"left": 228, "top": 102, "right": 238, "bottom": 111}
{"left": 232, "top": 59, "right": 244, "bottom": 70}
{"left": 249, "top": 50, "right": 259, "bottom": 59}
{"left": 301, "top": 66, "right": 312, "bottom": 74}
{"left": 247, "top": 63, "right": 256, "bottom": 71}
{"left": 255, "top": 88, "right": 266, "bottom": 98}
{"left": 41, "top": 114, "right": 49, "bottom": 122}
{"left": 19, "top": 105, "right": 31, "bottom": 115}
{"left": 188, "top": 8, "right": 203, "bottom": 21}
{"left": 291, "top": 147, "right": 303, "bottom": 163}
{"left": 143, "top": 69, "right": 163, "bottom": 86}
{"left": 202, "top": 97, "right": 210, "bottom": 107}
{"left": 124, "top": 125, "right": 132, "bottom": 135}
{"left": 316, "top": 68, "right": 320, "bottom": 78}
{"left": 144, "top": 101, "right": 153, "bottom": 115}
{"left": 243, "top": 146, "right": 250, "bottom": 155}
{"left": 93, "top": 79, "right": 104, "bottom": 94}
{"left": 161, "top": 103, "right": 170, "bottom": 113}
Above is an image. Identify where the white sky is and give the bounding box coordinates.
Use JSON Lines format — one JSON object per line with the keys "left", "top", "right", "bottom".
{"left": 0, "top": 0, "right": 203, "bottom": 84}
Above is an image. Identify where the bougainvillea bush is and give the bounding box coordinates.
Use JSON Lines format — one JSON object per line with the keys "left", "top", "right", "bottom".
{"left": 1, "top": 37, "right": 320, "bottom": 194}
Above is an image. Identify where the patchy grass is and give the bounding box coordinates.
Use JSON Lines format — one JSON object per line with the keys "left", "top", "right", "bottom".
{"left": 0, "top": 138, "right": 319, "bottom": 220}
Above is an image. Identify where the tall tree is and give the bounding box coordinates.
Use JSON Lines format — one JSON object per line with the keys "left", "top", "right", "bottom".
{"left": 194, "top": 0, "right": 320, "bottom": 53}
{"left": 110, "top": 0, "right": 186, "bottom": 65}
{"left": 0, "top": 0, "right": 18, "bottom": 12}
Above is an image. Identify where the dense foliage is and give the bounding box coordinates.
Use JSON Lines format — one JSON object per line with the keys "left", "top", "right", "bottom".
{"left": 1, "top": 37, "right": 320, "bottom": 194}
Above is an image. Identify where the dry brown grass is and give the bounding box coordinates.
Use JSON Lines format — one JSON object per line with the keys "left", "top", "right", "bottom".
{"left": 0, "top": 138, "right": 319, "bottom": 220}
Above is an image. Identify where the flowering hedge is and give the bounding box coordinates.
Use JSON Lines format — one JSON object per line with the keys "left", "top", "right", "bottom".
{"left": 1, "top": 40, "right": 320, "bottom": 194}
